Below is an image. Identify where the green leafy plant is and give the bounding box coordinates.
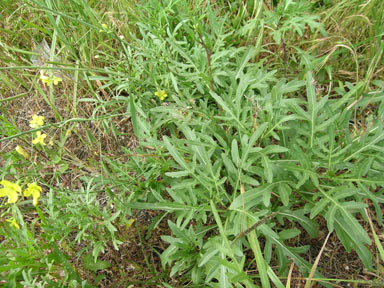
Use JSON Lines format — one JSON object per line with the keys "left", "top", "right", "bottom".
{"left": 1, "top": 0, "right": 383, "bottom": 286}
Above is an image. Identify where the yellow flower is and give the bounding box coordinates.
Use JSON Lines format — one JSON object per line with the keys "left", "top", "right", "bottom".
{"left": 0, "top": 180, "right": 21, "bottom": 204}
{"left": 52, "top": 75, "right": 62, "bottom": 85}
{"left": 155, "top": 90, "right": 168, "bottom": 101}
{"left": 6, "top": 218, "right": 20, "bottom": 229}
{"left": 40, "top": 72, "right": 50, "bottom": 85}
{"left": 32, "top": 131, "right": 47, "bottom": 146}
{"left": 24, "top": 182, "right": 42, "bottom": 206}
{"left": 99, "top": 23, "right": 108, "bottom": 32}
{"left": 40, "top": 71, "right": 62, "bottom": 86}
{"left": 15, "top": 145, "right": 30, "bottom": 159}
{"left": 29, "top": 115, "right": 45, "bottom": 128}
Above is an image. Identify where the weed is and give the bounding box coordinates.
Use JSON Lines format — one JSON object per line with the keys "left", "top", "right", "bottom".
{"left": 1, "top": 0, "right": 384, "bottom": 287}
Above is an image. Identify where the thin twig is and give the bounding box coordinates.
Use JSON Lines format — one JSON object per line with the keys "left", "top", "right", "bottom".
{"left": 232, "top": 212, "right": 278, "bottom": 244}
{"left": 198, "top": 33, "right": 215, "bottom": 93}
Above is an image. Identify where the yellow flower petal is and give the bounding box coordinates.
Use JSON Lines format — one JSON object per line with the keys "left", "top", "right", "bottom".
{"left": 6, "top": 218, "right": 20, "bottom": 229}
{"left": 32, "top": 131, "right": 47, "bottom": 146}
{"left": 0, "top": 188, "right": 7, "bottom": 197}
{"left": 29, "top": 115, "right": 45, "bottom": 128}
{"left": 24, "top": 182, "right": 42, "bottom": 206}
{"left": 0, "top": 180, "right": 21, "bottom": 204}
{"left": 0, "top": 180, "right": 21, "bottom": 193}
{"left": 15, "top": 145, "right": 30, "bottom": 159}
{"left": 52, "top": 76, "right": 62, "bottom": 85}
{"left": 40, "top": 72, "right": 62, "bottom": 86}
{"left": 154, "top": 90, "right": 167, "bottom": 101}
{"left": 7, "top": 191, "right": 18, "bottom": 204}
{"left": 40, "top": 73, "right": 51, "bottom": 85}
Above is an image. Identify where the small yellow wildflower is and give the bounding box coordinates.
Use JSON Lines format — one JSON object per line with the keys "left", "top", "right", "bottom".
{"left": 0, "top": 180, "right": 21, "bottom": 204}
{"left": 48, "top": 138, "right": 54, "bottom": 146}
{"left": 24, "top": 182, "right": 42, "bottom": 206}
{"left": 65, "top": 129, "right": 72, "bottom": 137}
{"left": 32, "top": 131, "right": 47, "bottom": 146}
{"left": 52, "top": 75, "right": 62, "bottom": 85}
{"left": 40, "top": 72, "right": 50, "bottom": 85}
{"left": 15, "top": 145, "right": 30, "bottom": 159}
{"left": 40, "top": 71, "right": 62, "bottom": 86}
{"left": 99, "top": 23, "right": 108, "bottom": 32}
{"left": 29, "top": 115, "right": 45, "bottom": 128}
{"left": 155, "top": 90, "right": 168, "bottom": 101}
{"left": 6, "top": 218, "right": 20, "bottom": 229}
